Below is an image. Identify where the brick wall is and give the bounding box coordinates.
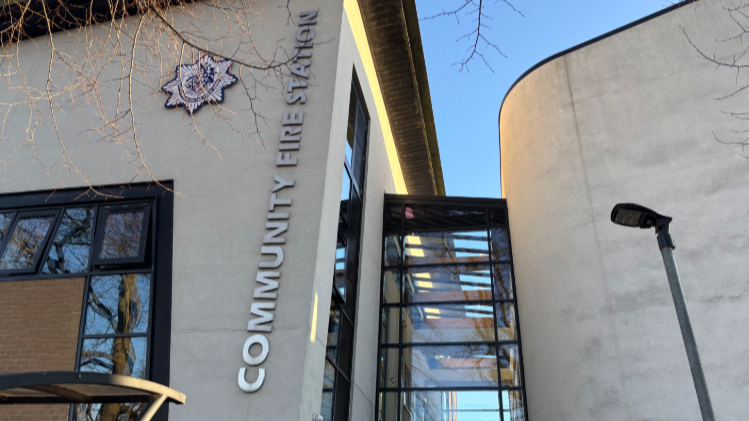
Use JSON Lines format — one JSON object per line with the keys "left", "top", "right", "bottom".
{"left": 0, "top": 277, "right": 85, "bottom": 421}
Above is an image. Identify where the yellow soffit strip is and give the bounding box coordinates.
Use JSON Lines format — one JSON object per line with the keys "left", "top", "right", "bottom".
{"left": 344, "top": 0, "right": 408, "bottom": 194}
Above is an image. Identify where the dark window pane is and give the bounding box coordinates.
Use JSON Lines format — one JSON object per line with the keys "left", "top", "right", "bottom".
{"left": 404, "top": 230, "right": 490, "bottom": 266}
{"left": 496, "top": 303, "right": 517, "bottom": 342}
{"left": 382, "top": 235, "right": 401, "bottom": 267}
{"left": 403, "top": 303, "right": 497, "bottom": 344}
{"left": 382, "top": 269, "right": 400, "bottom": 305}
{"left": 403, "top": 390, "right": 500, "bottom": 421}
{"left": 403, "top": 344, "right": 499, "bottom": 389}
{"left": 85, "top": 274, "right": 151, "bottom": 335}
{"left": 491, "top": 227, "right": 510, "bottom": 262}
{"left": 335, "top": 240, "right": 346, "bottom": 300}
{"left": 0, "top": 216, "right": 54, "bottom": 270}
{"left": 321, "top": 358, "right": 335, "bottom": 421}
{"left": 379, "top": 348, "right": 399, "bottom": 388}
{"left": 327, "top": 300, "right": 341, "bottom": 361}
{"left": 98, "top": 210, "right": 145, "bottom": 260}
{"left": 502, "top": 390, "right": 525, "bottom": 421}
{"left": 404, "top": 265, "right": 493, "bottom": 303}
{"left": 378, "top": 392, "right": 398, "bottom": 421}
{"left": 499, "top": 345, "right": 521, "bottom": 387}
{"left": 79, "top": 337, "right": 147, "bottom": 378}
{"left": 494, "top": 264, "right": 514, "bottom": 300}
{"left": 43, "top": 207, "right": 94, "bottom": 274}
{"left": 380, "top": 307, "right": 399, "bottom": 345}
{"left": 0, "top": 212, "right": 13, "bottom": 242}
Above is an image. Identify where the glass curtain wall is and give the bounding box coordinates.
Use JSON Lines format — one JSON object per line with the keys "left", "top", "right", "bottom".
{"left": 378, "top": 197, "right": 527, "bottom": 421}
{"left": 320, "top": 76, "right": 369, "bottom": 421}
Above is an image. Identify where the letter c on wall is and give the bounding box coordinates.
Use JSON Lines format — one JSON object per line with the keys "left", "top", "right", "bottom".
{"left": 238, "top": 368, "right": 265, "bottom": 393}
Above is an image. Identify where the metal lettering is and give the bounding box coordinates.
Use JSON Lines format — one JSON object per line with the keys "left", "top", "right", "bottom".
{"left": 263, "top": 222, "right": 288, "bottom": 244}
{"left": 279, "top": 143, "right": 300, "bottom": 151}
{"left": 254, "top": 272, "right": 280, "bottom": 299}
{"left": 243, "top": 334, "right": 270, "bottom": 365}
{"left": 267, "top": 212, "right": 290, "bottom": 220}
{"left": 259, "top": 246, "right": 284, "bottom": 268}
{"left": 287, "top": 78, "right": 307, "bottom": 93}
{"left": 268, "top": 193, "right": 292, "bottom": 211}
{"left": 247, "top": 302, "right": 276, "bottom": 332}
{"left": 272, "top": 175, "right": 295, "bottom": 192}
{"left": 281, "top": 126, "right": 302, "bottom": 141}
{"left": 238, "top": 368, "right": 265, "bottom": 392}
{"left": 296, "top": 26, "right": 315, "bottom": 42}
{"left": 283, "top": 112, "right": 304, "bottom": 125}
{"left": 286, "top": 91, "right": 307, "bottom": 104}
{"left": 276, "top": 151, "right": 298, "bottom": 165}
{"left": 290, "top": 61, "right": 311, "bottom": 79}
{"left": 299, "top": 10, "right": 318, "bottom": 25}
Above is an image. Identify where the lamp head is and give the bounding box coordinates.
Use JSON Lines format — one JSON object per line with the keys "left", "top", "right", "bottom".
{"left": 611, "top": 203, "right": 672, "bottom": 231}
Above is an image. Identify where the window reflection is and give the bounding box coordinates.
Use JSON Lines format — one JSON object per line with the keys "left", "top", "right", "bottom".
{"left": 404, "top": 265, "right": 493, "bottom": 303}
{"left": 404, "top": 230, "right": 490, "bottom": 266}
{"left": 499, "top": 345, "right": 521, "bottom": 387}
{"left": 340, "top": 169, "right": 351, "bottom": 224}
{"left": 491, "top": 227, "right": 510, "bottom": 262}
{"left": 494, "top": 264, "right": 514, "bottom": 300}
{"left": 320, "top": 358, "right": 335, "bottom": 421}
{"left": 98, "top": 210, "right": 145, "bottom": 260}
{"left": 43, "top": 207, "right": 94, "bottom": 274}
{"left": 404, "top": 345, "right": 499, "bottom": 389}
{"left": 335, "top": 240, "right": 346, "bottom": 299}
{"left": 382, "top": 269, "right": 400, "bottom": 304}
{"left": 400, "top": 390, "right": 501, "bottom": 421}
{"left": 502, "top": 390, "right": 526, "bottom": 421}
{"left": 327, "top": 300, "right": 341, "bottom": 361}
{"left": 85, "top": 274, "right": 151, "bottom": 335}
{"left": 496, "top": 303, "right": 517, "bottom": 341}
{"left": 0, "top": 216, "right": 54, "bottom": 270}
{"left": 404, "top": 303, "right": 497, "bottom": 344}
{"left": 0, "top": 212, "right": 13, "bottom": 242}
{"left": 77, "top": 337, "right": 148, "bottom": 421}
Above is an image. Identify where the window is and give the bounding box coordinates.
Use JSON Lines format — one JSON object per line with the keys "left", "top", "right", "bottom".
{"left": 377, "top": 198, "right": 528, "bottom": 421}
{"left": 319, "top": 75, "right": 369, "bottom": 421}
{"left": 0, "top": 183, "right": 173, "bottom": 421}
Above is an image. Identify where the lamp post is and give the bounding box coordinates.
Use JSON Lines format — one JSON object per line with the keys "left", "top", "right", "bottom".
{"left": 610, "top": 203, "right": 715, "bottom": 421}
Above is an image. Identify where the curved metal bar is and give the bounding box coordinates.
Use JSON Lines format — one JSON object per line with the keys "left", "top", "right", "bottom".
{"left": 0, "top": 371, "right": 185, "bottom": 405}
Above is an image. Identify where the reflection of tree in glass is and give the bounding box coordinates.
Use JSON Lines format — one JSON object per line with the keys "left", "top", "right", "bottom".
{"left": 78, "top": 273, "right": 147, "bottom": 421}
{"left": 0, "top": 216, "right": 53, "bottom": 269}
{"left": 43, "top": 207, "right": 94, "bottom": 274}
{"left": 0, "top": 212, "right": 13, "bottom": 241}
{"left": 99, "top": 211, "right": 144, "bottom": 259}
{"left": 86, "top": 274, "right": 145, "bottom": 334}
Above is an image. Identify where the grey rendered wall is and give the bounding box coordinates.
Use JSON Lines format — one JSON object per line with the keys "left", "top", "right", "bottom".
{"left": 499, "top": 1, "right": 749, "bottom": 420}
{"left": 0, "top": 1, "right": 377, "bottom": 420}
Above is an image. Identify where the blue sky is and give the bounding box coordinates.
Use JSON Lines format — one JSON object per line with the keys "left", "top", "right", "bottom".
{"left": 415, "top": 1, "right": 671, "bottom": 197}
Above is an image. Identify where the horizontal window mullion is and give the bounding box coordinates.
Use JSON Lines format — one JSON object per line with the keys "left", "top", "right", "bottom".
{"left": 380, "top": 340, "right": 500, "bottom": 348}
{"left": 81, "top": 333, "right": 149, "bottom": 339}
{"left": 325, "top": 355, "right": 349, "bottom": 383}
{"left": 378, "top": 386, "right": 503, "bottom": 392}
{"left": 382, "top": 299, "right": 517, "bottom": 308}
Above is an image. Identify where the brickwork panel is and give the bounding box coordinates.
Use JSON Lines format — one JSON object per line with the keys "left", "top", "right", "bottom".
{"left": 0, "top": 277, "right": 85, "bottom": 420}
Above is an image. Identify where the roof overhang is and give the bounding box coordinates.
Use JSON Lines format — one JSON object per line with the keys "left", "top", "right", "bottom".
{"left": 357, "top": 0, "right": 446, "bottom": 196}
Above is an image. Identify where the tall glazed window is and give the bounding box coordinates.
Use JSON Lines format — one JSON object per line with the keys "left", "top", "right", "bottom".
{"left": 377, "top": 197, "right": 528, "bottom": 421}
{"left": 320, "top": 76, "right": 369, "bottom": 421}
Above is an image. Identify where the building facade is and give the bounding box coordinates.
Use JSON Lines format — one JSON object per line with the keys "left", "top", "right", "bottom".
{"left": 499, "top": 1, "right": 749, "bottom": 420}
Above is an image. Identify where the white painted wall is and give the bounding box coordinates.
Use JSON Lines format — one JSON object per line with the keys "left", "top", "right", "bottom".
{"left": 500, "top": 1, "right": 749, "bottom": 420}
{"left": 0, "top": 0, "right": 401, "bottom": 419}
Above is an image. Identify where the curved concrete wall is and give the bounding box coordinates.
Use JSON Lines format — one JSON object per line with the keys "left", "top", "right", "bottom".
{"left": 499, "top": 2, "right": 749, "bottom": 420}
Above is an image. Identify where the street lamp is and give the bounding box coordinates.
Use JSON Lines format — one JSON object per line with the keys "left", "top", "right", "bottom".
{"left": 611, "top": 203, "right": 715, "bottom": 421}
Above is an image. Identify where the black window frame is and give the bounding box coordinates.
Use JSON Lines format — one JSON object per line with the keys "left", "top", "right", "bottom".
{"left": 0, "top": 208, "right": 61, "bottom": 276}
{"left": 0, "top": 182, "right": 174, "bottom": 421}
{"left": 376, "top": 195, "right": 530, "bottom": 421}
{"left": 91, "top": 203, "right": 152, "bottom": 266}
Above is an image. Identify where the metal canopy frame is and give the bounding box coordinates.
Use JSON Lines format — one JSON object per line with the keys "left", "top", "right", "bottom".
{"left": 0, "top": 371, "right": 185, "bottom": 421}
